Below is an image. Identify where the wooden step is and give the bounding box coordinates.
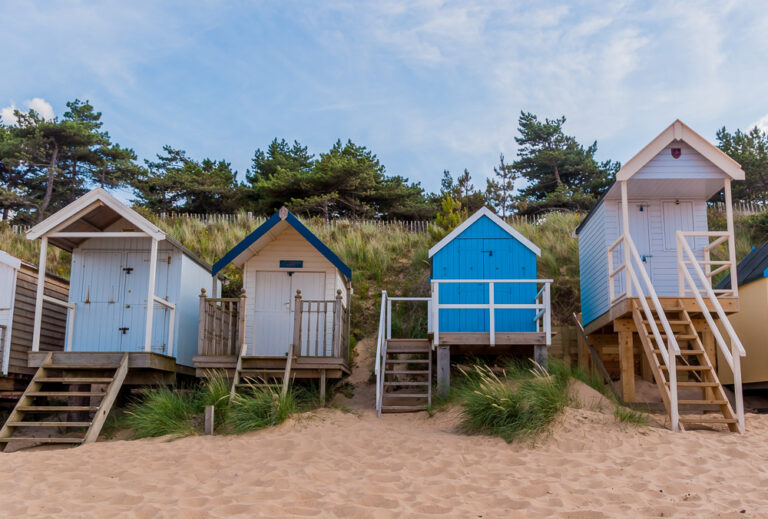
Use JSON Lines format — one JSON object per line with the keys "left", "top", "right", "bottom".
{"left": 46, "top": 364, "right": 120, "bottom": 370}
{"left": 653, "top": 349, "right": 705, "bottom": 355}
{"left": 643, "top": 319, "right": 688, "bottom": 325}
{"left": 666, "top": 381, "right": 719, "bottom": 387}
{"left": 383, "top": 381, "right": 429, "bottom": 386}
{"left": 27, "top": 392, "right": 106, "bottom": 397}
{"left": 385, "top": 358, "right": 429, "bottom": 363}
{"left": 660, "top": 365, "right": 712, "bottom": 371}
{"left": 382, "top": 393, "right": 428, "bottom": 398}
{"left": 678, "top": 400, "right": 729, "bottom": 406}
{"left": 385, "top": 370, "right": 429, "bottom": 375}
{"left": 0, "top": 437, "right": 84, "bottom": 444}
{"left": 381, "top": 405, "right": 427, "bottom": 412}
{"left": 17, "top": 405, "right": 99, "bottom": 412}
{"left": 386, "top": 348, "right": 430, "bottom": 355}
{"left": 678, "top": 416, "right": 737, "bottom": 424}
{"left": 36, "top": 377, "right": 114, "bottom": 384}
{"left": 6, "top": 421, "right": 91, "bottom": 427}
{"left": 654, "top": 334, "right": 698, "bottom": 340}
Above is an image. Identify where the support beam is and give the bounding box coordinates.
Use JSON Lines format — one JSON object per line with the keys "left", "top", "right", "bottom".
{"left": 620, "top": 181, "right": 631, "bottom": 298}
{"left": 436, "top": 345, "right": 450, "bottom": 399}
{"left": 702, "top": 329, "right": 717, "bottom": 401}
{"left": 144, "top": 238, "right": 158, "bottom": 352}
{"left": 533, "top": 345, "right": 547, "bottom": 371}
{"left": 618, "top": 330, "right": 635, "bottom": 402}
{"left": 724, "top": 179, "right": 738, "bottom": 297}
{"left": 31, "top": 237, "right": 48, "bottom": 352}
{"left": 319, "top": 369, "right": 326, "bottom": 405}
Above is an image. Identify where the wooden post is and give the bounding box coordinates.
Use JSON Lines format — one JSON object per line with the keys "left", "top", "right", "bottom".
{"left": 319, "top": 369, "right": 326, "bottom": 405}
{"left": 333, "top": 290, "right": 343, "bottom": 358}
{"left": 534, "top": 345, "right": 547, "bottom": 371}
{"left": 436, "top": 345, "right": 450, "bottom": 399}
{"left": 432, "top": 281, "right": 439, "bottom": 346}
{"left": 577, "top": 327, "right": 590, "bottom": 374}
{"left": 204, "top": 405, "right": 215, "bottom": 435}
{"left": 724, "top": 179, "right": 738, "bottom": 297}
{"left": 488, "top": 282, "right": 495, "bottom": 346}
{"left": 292, "top": 290, "right": 303, "bottom": 357}
{"left": 620, "top": 181, "right": 631, "bottom": 298}
{"left": 144, "top": 238, "right": 158, "bottom": 352}
{"left": 618, "top": 330, "right": 635, "bottom": 402}
{"left": 702, "top": 329, "right": 716, "bottom": 401}
{"left": 238, "top": 288, "right": 247, "bottom": 356}
{"left": 31, "top": 236, "right": 48, "bottom": 352}
{"left": 197, "top": 288, "right": 207, "bottom": 356}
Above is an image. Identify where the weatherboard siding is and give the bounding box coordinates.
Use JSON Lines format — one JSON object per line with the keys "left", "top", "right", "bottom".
{"left": 578, "top": 202, "right": 609, "bottom": 326}
{"left": 432, "top": 215, "right": 537, "bottom": 333}
{"left": 633, "top": 142, "right": 725, "bottom": 180}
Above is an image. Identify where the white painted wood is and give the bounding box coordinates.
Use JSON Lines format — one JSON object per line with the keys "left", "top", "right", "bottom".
{"left": 144, "top": 238, "right": 158, "bottom": 352}
{"left": 292, "top": 272, "right": 326, "bottom": 355}
{"left": 724, "top": 179, "right": 738, "bottom": 297}
{"left": 621, "top": 181, "right": 631, "bottom": 298}
{"left": 0, "top": 253, "right": 19, "bottom": 375}
{"left": 46, "top": 232, "right": 148, "bottom": 238}
{"left": 429, "top": 206, "right": 540, "bottom": 258}
{"left": 252, "top": 272, "right": 293, "bottom": 356}
{"left": 488, "top": 282, "right": 495, "bottom": 346}
{"left": 31, "top": 237, "right": 47, "bottom": 352}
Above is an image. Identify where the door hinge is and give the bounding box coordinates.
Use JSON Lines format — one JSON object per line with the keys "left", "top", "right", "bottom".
{"left": 123, "top": 267, "right": 134, "bottom": 274}
{"left": 119, "top": 327, "right": 129, "bottom": 335}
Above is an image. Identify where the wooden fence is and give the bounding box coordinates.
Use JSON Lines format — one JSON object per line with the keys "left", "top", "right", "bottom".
{"left": 548, "top": 325, "right": 578, "bottom": 366}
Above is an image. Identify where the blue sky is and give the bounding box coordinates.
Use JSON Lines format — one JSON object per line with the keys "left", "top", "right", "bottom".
{"left": 2, "top": 1, "right": 768, "bottom": 195}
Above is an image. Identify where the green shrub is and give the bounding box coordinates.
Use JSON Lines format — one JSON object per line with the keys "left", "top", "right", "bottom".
{"left": 125, "top": 387, "right": 198, "bottom": 438}
{"left": 457, "top": 360, "right": 571, "bottom": 442}
{"left": 227, "top": 383, "right": 298, "bottom": 433}
{"left": 198, "top": 370, "right": 232, "bottom": 426}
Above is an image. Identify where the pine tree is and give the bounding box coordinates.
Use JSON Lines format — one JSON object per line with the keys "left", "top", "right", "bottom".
{"left": 485, "top": 153, "right": 517, "bottom": 217}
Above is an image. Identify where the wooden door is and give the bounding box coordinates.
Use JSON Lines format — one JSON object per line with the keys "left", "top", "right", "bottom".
{"left": 629, "top": 202, "right": 653, "bottom": 281}
{"left": 252, "top": 272, "right": 293, "bottom": 356}
{"left": 119, "top": 252, "right": 171, "bottom": 353}
{"left": 72, "top": 251, "right": 123, "bottom": 350}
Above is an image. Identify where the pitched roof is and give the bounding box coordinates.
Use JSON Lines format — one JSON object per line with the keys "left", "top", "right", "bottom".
{"left": 428, "top": 206, "right": 541, "bottom": 258}
{"left": 211, "top": 208, "right": 352, "bottom": 280}
{"left": 617, "top": 119, "right": 744, "bottom": 182}
{"left": 715, "top": 242, "right": 768, "bottom": 290}
{"left": 25, "top": 188, "right": 223, "bottom": 279}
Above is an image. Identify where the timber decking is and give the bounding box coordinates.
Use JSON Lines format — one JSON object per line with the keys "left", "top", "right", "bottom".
{"left": 0, "top": 352, "right": 129, "bottom": 450}
{"left": 380, "top": 339, "right": 432, "bottom": 413}
{"left": 27, "top": 351, "right": 195, "bottom": 381}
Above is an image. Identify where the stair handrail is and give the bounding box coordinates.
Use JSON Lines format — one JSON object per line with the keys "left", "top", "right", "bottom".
{"left": 375, "top": 290, "right": 388, "bottom": 417}
{"left": 609, "top": 232, "right": 681, "bottom": 430}
{"left": 677, "top": 232, "right": 745, "bottom": 433}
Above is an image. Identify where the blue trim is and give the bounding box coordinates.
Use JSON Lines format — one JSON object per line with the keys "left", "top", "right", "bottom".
{"left": 211, "top": 211, "right": 352, "bottom": 281}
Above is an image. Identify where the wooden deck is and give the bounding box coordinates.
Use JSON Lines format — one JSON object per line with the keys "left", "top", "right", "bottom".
{"left": 194, "top": 355, "right": 350, "bottom": 379}
{"left": 583, "top": 297, "right": 740, "bottom": 336}
{"left": 27, "top": 351, "right": 195, "bottom": 384}
{"left": 436, "top": 332, "right": 547, "bottom": 346}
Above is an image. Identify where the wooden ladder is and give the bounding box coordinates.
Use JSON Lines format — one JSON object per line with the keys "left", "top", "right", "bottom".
{"left": 0, "top": 353, "right": 129, "bottom": 450}
{"left": 380, "top": 339, "right": 432, "bottom": 413}
{"left": 231, "top": 354, "right": 295, "bottom": 398}
{"left": 632, "top": 299, "right": 738, "bottom": 432}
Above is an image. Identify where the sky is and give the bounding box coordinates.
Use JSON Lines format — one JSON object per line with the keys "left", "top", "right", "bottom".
{"left": 2, "top": 0, "right": 768, "bottom": 195}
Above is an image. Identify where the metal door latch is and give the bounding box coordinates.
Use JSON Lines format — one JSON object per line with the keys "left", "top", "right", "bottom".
{"left": 119, "top": 327, "right": 129, "bottom": 334}
{"left": 123, "top": 267, "right": 134, "bottom": 274}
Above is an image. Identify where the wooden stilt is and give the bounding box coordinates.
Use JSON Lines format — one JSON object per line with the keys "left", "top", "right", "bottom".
{"left": 618, "top": 330, "right": 635, "bottom": 402}
{"left": 436, "top": 346, "right": 450, "bottom": 399}
{"left": 319, "top": 369, "right": 326, "bottom": 405}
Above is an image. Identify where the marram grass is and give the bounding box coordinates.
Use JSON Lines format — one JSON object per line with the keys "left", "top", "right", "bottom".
{"left": 125, "top": 387, "right": 199, "bottom": 439}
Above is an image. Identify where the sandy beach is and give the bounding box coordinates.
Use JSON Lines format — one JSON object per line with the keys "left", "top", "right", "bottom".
{"left": 2, "top": 370, "right": 768, "bottom": 519}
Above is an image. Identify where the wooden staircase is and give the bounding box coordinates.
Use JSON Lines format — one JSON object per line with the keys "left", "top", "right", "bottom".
{"left": 0, "top": 352, "right": 129, "bottom": 450}
{"left": 380, "top": 339, "right": 432, "bottom": 413}
{"left": 632, "top": 299, "right": 738, "bottom": 432}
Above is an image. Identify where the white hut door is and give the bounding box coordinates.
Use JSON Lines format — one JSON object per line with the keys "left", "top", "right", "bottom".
{"left": 290, "top": 273, "right": 327, "bottom": 356}
{"left": 629, "top": 203, "right": 653, "bottom": 282}
{"left": 252, "top": 272, "right": 293, "bottom": 356}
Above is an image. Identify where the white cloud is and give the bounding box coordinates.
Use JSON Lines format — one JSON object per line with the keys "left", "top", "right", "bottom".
{"left": 755, "top": 114, "right": 768, "bottom": 133}
{"left": 0, "top": 98, "right": 55, "bottom": 125}
{"left": 26, "top": 98, "right": 54, "bottom": 120}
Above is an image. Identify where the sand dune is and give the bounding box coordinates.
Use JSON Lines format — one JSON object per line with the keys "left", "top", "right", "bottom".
{"left": 1, "top": 400, "right": 767, "bottom": 518}
{"left": 2, "top": 340, "right": 766, "bottom": 518}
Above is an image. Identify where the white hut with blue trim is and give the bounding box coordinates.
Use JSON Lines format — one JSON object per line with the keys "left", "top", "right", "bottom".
{"left": 195, "top": 207, "right": 351, "bottom": 392}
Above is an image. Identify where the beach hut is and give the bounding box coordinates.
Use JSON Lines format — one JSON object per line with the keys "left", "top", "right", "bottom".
{"left": 374, "top": 207, "right": 552, "bottom": 414}
{"left": 195, "top": 207, "right": 352, "bottom": 399}
{"left": 0, "top": 251, "right": 69, "bottom": 392}
{"left": 715, "top": 243, "right": 768, "bottom": 385}
{"left": 0, "top": 188, "right": 223, "bottom": 448}
{"left": 575, "top": 120, "right": 747, "bottom": 432}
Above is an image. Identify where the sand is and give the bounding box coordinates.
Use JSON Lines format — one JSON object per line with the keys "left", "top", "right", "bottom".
{"left": 2, "top": 341, "right": 768, "bottom": 518}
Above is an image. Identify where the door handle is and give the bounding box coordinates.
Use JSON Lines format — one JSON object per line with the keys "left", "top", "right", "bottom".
{"left": 641, "top": 255, "right": 653, "bottom": 263}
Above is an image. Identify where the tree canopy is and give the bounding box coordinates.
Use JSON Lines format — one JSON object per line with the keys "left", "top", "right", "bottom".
{"left": 717, "top": 125, "right": 768, "bottom": 202}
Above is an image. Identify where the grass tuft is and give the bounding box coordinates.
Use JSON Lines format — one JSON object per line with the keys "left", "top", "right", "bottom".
{"left": 227, "top": 382, "right": 298, "bottom": 433}
{"left": 614, "top": 405, "right": 649, "bottom": 425}
{"left": 125, "top": 387, "right": 198, "bottom": 439}
{"left": 198, "top": 370, "right": 232, "bottom": 426}
{"left": 457, "top": 360, "right": 571, "bottom": 442}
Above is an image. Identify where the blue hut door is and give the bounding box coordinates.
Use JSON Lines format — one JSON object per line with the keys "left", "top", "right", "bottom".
{"left": 630, "top": 203, "right": 652, "bottom": 282}
{"left": 72, "top": 251, "right": 123, "bottom": 349}
{"left": 118, "top": 252, "right": 171, "bottom": 353}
